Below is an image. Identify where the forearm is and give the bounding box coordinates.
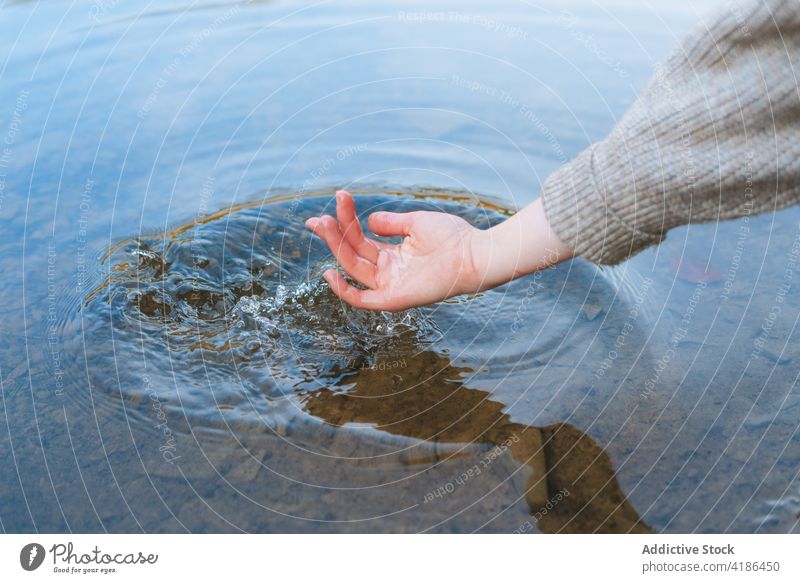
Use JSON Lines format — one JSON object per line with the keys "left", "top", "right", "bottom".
{"left": 469, "top": 198, "right": 573, "bottom": 290}
{"left": 541, "top": 0, "right": 800, "bottom": 265}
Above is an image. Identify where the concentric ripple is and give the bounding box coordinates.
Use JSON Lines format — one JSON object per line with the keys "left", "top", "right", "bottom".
{"left": 66, "top": 190, "right": 653, "bottom": 448}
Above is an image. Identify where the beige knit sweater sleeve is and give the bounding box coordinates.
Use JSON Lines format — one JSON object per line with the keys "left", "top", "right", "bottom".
{"left": 541, "top": 0, "right": 800, "bottom": 265}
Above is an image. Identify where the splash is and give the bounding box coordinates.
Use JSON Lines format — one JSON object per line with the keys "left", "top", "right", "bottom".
{"left": 83, "top": 192, "right": 504, "bottom": 402}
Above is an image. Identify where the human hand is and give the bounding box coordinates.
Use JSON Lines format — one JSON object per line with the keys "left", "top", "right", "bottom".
{"left": 305, "top": 190, "right": 482, "bottom": 311}
{"left": 305, "top": 191, "right": 573, "bottom": 311}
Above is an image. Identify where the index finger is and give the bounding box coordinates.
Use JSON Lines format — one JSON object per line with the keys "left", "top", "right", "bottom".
{"left": 335, "top": 190, "right": 381, "bottom": 263}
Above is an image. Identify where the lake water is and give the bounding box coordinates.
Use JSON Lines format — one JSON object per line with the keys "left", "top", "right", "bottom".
{"left": 1, "top": 0, "right": 799, "bottom": 533}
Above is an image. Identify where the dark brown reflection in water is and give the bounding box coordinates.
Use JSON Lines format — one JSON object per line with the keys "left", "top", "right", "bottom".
{"left": 307, "top": 349, "right": 650, "bottom": 533}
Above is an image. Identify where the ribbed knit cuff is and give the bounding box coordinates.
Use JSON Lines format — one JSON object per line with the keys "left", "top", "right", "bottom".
{"left": 540, "top": 144, "right": 667, "bottom": 265}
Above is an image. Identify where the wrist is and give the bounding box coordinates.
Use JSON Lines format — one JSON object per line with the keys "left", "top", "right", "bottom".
{"left": 465, "top": 227, "right": 491, "bottom": 292}
{"left": 466, "top": 198, "right": 574, "bottom": 293}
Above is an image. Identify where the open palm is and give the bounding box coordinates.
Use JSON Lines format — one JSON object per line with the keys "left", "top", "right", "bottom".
{"left": 305, "top": 191, "right": 480, "bottom": 311}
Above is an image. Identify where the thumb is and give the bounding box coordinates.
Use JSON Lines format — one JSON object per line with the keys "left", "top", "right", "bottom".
{"left": 367, "top": 211, "right": 415, "bottom": 237}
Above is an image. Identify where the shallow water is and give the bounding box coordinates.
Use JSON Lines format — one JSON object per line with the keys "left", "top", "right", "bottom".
{"left": 2, "top": 0, "right": 799, "bottom": 533}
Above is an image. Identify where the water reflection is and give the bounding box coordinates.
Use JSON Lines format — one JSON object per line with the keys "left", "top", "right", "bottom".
{"left": 306, "top": 348, "right": 650, "bottom": 533}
